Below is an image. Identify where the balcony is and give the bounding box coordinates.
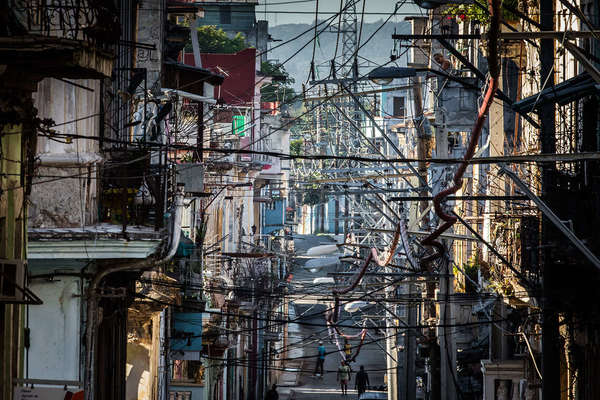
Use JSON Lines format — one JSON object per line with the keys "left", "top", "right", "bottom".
{"left": 0, "top": 0, "right": 119, "bottom": 81}
{"left": 264, "top": 311, "right": 283, "bottom": 341}
{"left": 205, "top": 121, "right": 259, "bottom": 170}
{"left": 99, "top": 150, "right": 170, "bottom": 230}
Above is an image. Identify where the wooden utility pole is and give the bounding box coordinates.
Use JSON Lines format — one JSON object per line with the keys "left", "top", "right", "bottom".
{"left": 540, "top": 0, "right": 561, "bottom": 398}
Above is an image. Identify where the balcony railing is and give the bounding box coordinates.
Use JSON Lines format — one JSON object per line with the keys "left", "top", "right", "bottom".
{"left": 9, "top": 0, "right": 120, "bottom": 47}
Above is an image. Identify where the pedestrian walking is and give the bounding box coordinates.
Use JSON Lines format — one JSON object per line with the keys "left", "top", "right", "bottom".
{"left": 355, "top": 365, "right": 370, "bottom": 399}
{"left": 337, "top": 361, "right": 351, "bottom": 396}
{"left": 314, "top": 340, "right": 326, "bottom": 376}
{"left": 265, "top": 384, "right": 279, "bottom": 400}
{"left": 344, "top": 338, "right": 352, "bottom": 360}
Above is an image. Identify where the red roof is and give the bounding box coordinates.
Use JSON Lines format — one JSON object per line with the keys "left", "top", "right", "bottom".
{"left": 183, "top": 48, "right": 256, "bottom": 106}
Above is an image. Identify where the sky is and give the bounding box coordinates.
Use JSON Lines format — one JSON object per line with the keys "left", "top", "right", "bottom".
{"left": 256, "top": 0, "right": 421, "bottom": 26}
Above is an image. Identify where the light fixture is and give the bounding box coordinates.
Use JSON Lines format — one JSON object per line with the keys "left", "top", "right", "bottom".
{"left": 368, "top": 67, "right": 417, "bottom": 85}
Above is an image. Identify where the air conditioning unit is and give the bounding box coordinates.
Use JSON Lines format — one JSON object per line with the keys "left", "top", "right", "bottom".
{"left": 0, "top": 260, "right": 26, "bottom": 303}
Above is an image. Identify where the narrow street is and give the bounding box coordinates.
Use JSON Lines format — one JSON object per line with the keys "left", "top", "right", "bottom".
{"left": 4, "top": 0, "right": 600, "bottom": 399}
{"left": 279, "top": 235, "right": 387, "bottom": 400}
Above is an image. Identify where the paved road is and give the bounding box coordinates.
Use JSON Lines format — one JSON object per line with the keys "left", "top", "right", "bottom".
{"left": 279, "top": 235, "right": 387, "bottom": 400}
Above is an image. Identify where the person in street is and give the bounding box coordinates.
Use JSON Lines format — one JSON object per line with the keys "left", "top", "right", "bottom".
{"left": 355, "top": 365, "right": 370, "bottom": 398}
{"left": 344, "top": 338, "right": 352, "bottom": 360}
{"left": 337, "top": 361, "right": 351, "bottom": 396}
{"left": 314, "top": 340, "right": 326, "bottom": 376}
{"left": 265, "top": 384, "right": 279, "bottom": 400}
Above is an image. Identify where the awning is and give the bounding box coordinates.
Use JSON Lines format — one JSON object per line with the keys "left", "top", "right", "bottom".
{"left": 163, "top": 61, "right": 224, "bottom": 96}
{"left": 513, "top": 72, "right": 600, "bottom": 113}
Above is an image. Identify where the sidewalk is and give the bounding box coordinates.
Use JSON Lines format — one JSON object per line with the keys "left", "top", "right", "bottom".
{"left": 277, "top": 303, "right": 304, "bottom": 387}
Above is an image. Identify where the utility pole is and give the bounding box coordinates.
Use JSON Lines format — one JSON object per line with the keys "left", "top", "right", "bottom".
{"left": 337, "top": 0, "right": 360, "bottom": 237}
{"left": 400, "top": 76, "right": 430, "bottom": 400}
{"left": 540, "top": 0, "right": 561, "bottom": 398}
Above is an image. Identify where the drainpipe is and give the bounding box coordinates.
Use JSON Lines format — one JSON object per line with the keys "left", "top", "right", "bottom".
{"left": 83, "top": 189, "right": 185, "bottom": 400}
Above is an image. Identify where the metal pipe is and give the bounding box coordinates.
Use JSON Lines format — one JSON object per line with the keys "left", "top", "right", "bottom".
{"left": 83, "top": 190, "right": 185, "bottom": 400}
{"left": 420, "top": 0, "right": 500, "bottom": 265}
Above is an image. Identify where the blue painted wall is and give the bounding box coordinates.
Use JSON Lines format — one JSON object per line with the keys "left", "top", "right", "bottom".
{"left": 263, "top": 199, "right": 285, "bottom": 234}
{"left": 327, "top": 196, "right": 336, "bottom": 233}
{"left": 169, "top": 385, "right": 204, "bottom": 400}
{"left": 171, "top": 312, "right": 203, "bottom": 351}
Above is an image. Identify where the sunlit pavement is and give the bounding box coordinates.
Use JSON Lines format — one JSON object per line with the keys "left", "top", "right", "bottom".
{"left": 278, "top": 235, "right": 387, "bottom": 400}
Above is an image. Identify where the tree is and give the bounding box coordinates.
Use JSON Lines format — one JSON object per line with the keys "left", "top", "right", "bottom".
{"left": 187, "top": 25, "right": 246, "bottom": 53}
{"left": 443, "top": 0, "right": 518, "bottom": 24}
{"left": 289, "top": 139, "right": 303, "bottom": 156}
{"left": 260, "top": 61, "right": 297, "bottom": 104}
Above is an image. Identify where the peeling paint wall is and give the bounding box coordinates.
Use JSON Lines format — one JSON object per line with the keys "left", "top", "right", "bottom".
{"left": 29, "top": 166, "right": 96, "bottom": 228}
{"left": 0, "top": 122, "right": 27, "bottom": 400}
{"left": 33, "top": 78, "right": 100, "bottom": 155}
{"left": 26, "top": 276, "right": 82, "bottom": 381}
{"left": 136, "top": 0, "right": 164, "bottom": 93}
{"left": 30, "top": 78, "right": 101, "bottom": 229}
{"left": 126, "top": 313, "right": 161, "bottom": 400}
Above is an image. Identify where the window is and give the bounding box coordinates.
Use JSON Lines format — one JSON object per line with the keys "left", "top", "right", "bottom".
{"left": 459, "top": 89, "right": 473, "bottom": 111}
{"left": 169, "top": 392, "right": 192, "bottom": 400}
{"left": 219, "top": 6, "right": 231, "bottom": 24}
{"left": 392, "top": 97, "right": 405, "bottom": 118}
{"left": 172, "top": 360, "right": 205, "bottom": 385}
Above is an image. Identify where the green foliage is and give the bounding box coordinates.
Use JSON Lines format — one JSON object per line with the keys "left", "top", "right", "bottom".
{"left": 443, "top": 0, "right": 519, "bottom": 24}
{"left": 302, "top": 189, "right": 323, "bottom": 205}
{"left": 187, "top": 25, "right": 246, "bottom": 53}
{"left": 289, "top": 139, "right": 303, "bottom": 156}
{"left": 260, "top": 61, "right": 297, "bottom": 103}
{"left": 301, "top": 172, "right": 325, "bottom": 205}
{"left": 455, "top": 256, "right": 480, "bottom": 294}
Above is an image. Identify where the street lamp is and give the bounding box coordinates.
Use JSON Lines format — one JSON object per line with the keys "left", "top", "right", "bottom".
{"left": 367, "top": 66, "right": 416, "bottom": 85}
{"left": 310, "top": 66, "right": 418, "bottom": 86}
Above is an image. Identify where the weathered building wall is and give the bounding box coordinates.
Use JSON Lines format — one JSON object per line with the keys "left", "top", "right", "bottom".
{"left": 33, "top": 78, "right": 101, "bottom": 155}
{"left": 26, "top": 276, "right": 82, "bottom": 381}
{"left": 0, "top": 122, "right": 28, "bottom": 400}
{"left": 29, "top": 167, "right": 96, "bottom": 228}
{"left": 30, "top": 78, "right": 102, "bottom": 228}
{"left": 136, "top": 0, "right": 165, "bottom": 92}
{"left": 126, "top": 313, "right": 161, "bottom": 400}
{"left": 196, "top": 3, "right": 256, "bottom": 38}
